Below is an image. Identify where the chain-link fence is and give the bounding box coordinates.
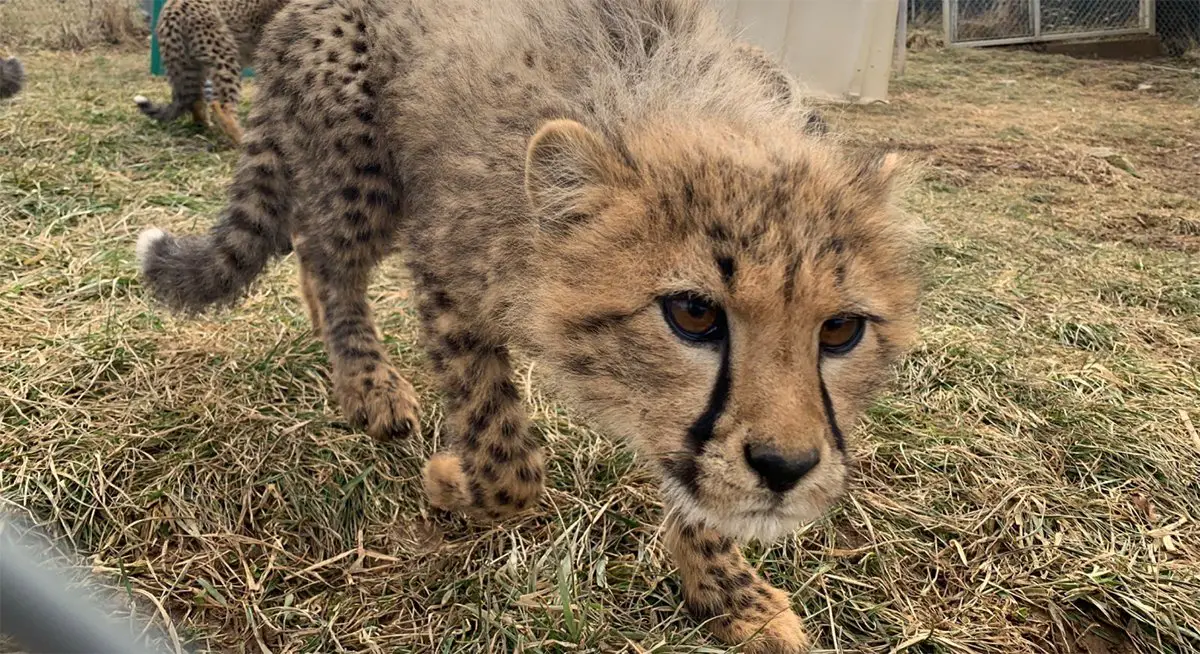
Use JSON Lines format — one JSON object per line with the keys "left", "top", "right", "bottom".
{"left": 906, "top": 0, "right": 1197, "bottom": 55}
{"left": 1157, "top": 0, "right": 1200, "bottom": 55}
{"left": 945, "top": 0, "right": 1152, "bottom": 46}
{"left": 0, "top": 0, "right": 149, "bottom": 51}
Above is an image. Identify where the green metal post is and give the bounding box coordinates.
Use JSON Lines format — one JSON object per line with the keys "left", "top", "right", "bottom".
{"left": 150, "top": 0, "right": 164, "bottom": 75}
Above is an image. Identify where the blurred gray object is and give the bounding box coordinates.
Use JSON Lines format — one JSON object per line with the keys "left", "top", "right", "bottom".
{"left": 0, "top": 520, "right": 171, "bottom": 654}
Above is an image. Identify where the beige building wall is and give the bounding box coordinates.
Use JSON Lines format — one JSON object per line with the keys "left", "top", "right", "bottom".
{"left": 711, "top": 0, "right": 900, "bottom": 103}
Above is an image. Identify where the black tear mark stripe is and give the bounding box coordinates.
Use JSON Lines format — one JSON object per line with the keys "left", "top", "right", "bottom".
{"left": 818, "top": 369, "right": 845, "bottom": 452}
{"left": 686, "top": 323, "right": 732, "bottom": 453}
{"left": 663, "top": 455, "right": 701, "bottom": 496}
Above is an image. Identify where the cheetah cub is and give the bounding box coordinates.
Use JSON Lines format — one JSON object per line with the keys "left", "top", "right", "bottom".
{"left": 0, "top": 57, "right": 24, "bottom": 100}
{"left": 136, "top": 0, "right": 921, "bottom": 650}
{"left": 134, "top": 0, "right": 289, "bottom": 144}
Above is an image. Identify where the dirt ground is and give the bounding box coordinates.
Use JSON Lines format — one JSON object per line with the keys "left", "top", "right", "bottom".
{"left": 1, "top": 43, "right": 1198, "bottom": 654}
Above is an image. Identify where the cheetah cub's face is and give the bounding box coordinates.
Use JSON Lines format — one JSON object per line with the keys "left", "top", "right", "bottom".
{"left": 524, "top": 119, "right": 920, "bottom": 542}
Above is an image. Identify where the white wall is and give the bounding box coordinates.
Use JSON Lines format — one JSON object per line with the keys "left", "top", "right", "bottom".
{"left": 711, "top": 0, "right": 900, "bottom": 103}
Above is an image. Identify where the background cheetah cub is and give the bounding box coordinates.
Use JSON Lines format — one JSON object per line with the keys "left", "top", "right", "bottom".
{"left": 136, "top": 0, "right": 921, "bottom": 650}
{"left": 0, "top": 57, "right": 24, "bottom": 100}
{"left": 133, "top": 0, "right": 289, "bottom": 144}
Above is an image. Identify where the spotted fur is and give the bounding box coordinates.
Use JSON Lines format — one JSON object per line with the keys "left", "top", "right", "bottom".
{"left": 0, "top": 57, "right": 24, "bottom": 100}
{"left": 134, "top": 0, "right": 289, "bottom": 144}
{"left": 136, "top": 0, "right": 922, "bottom": 650}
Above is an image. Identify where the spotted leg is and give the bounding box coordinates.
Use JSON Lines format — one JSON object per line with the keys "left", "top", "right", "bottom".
{"left": 665, "top": 516, "right": 810, "bottom": 653}
{"left": 295, "top": 231, "right": 419, "bottom": 441}
{"left": 419, "top": 300, "right": 545, "bottom": 520}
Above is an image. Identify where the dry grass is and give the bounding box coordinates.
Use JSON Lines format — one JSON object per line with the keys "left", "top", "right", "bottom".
{"left": 0, "top": 0, "right": 148, "bottom": 51}
{"left": 2, "top": 45, "right": 1199, "bottom": 653}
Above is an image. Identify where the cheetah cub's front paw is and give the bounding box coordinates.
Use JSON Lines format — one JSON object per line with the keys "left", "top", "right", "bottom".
{"left": 708, "top": 584, "right": 810, "bottom": 654}
{"left": 334, "top": 364, "right": 421, "bottom": 441}
{"left": 423, "top": 450, "right": 545, "bottom": 521}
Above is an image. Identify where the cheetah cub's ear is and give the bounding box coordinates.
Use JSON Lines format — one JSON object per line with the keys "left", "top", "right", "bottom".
{"left": 524, "top": 119, "right": 637, "bottom": 234}
{"left": 854, "top": 150, "right": 913, "bottom": 200}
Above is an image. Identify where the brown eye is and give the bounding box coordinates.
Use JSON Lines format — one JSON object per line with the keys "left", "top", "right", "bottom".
{"left": 819, "top": 316, "right": 865, "bottom": 354}
{"left": 662, "top": 294, "right": 726, "bottom": 343}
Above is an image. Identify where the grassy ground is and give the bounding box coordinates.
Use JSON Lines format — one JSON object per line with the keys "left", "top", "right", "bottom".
{"left": 1, "top": 45, "right": 1198, "bottom": 654}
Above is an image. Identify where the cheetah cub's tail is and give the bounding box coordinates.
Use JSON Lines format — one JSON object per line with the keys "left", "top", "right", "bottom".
{"left": 137, "top": 145, "right": 293, "bottom": 313}
{"left": 133, "top": 93, "right": 188, "bottom": 122}
{"left": 0, "top": 57, "right": 24, "bottom": 100}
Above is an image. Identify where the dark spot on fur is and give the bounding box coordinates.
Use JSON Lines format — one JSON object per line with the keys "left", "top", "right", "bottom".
{"left": 365, "top": 190, "right": 391, "bottom": 208}
{"left": 564, "top": 311, "right": 632, "bottom": 335}
{"left": 332, "top": 26, "right": 344, "bottom": 38}
{"left": 481, "top": 464, "right": 498, "bottom": 482}
{"left": 342, "top": 186, "right": 361, "bottom": 202}
{"left": 353, "top": 40, "right": 368, "bottom": 54}
{"left": 717, "top": 256, "right": 735, "bottom": 285}
{"left": 564, "top": 356, "right": 595, "bottom": 376}
{"left": 516, "top": 464, "right": 540, "bottom": 484}
{"left": 782, "top": 256, "right": 801, "bottom": 304}
{"left": 488, "top": 443, "right": 512, "bottom": 464}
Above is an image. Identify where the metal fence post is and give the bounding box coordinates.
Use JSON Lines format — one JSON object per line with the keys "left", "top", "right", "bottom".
{"left": 149, "top": 0, "right": 163, "bottom": 75}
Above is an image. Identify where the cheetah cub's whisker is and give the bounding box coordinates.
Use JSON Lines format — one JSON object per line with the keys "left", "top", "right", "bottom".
{"left": 135, "top": 0, "right": 922, "bottom": 651}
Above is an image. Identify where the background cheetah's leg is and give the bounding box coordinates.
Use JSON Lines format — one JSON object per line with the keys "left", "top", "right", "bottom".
{"left": 419, "top": 301, "right": 545, "bottom": 520}
{"left": 665, "top": 517, "right": 810, "bottom": 653}
{"left": 135, "top": 53, "right": 204, "bottom": 124}
{"left": 190, "top": 100, "right": 209, "bottom": 126}
{"left": 198, "top": 25, "right": 244, "bottom": 145}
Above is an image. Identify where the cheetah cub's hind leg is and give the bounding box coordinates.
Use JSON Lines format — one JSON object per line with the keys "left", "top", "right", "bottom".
{"left": 419, "top": 300, "right": 545, "bottom": 520}
{"left": 667, "top": 518, "right": 810, "bottom": 654}
{"left": 200, "top": 29, "right": 245, "bottom": 145}
{"left": 190, "top": 99, "right": 210, "bottom": 127}
{"left": 293, "top": 235, "right": 324, "bottom": 338}
{"left": 190, "top": 79, "right": 213, "bottom": 127}
{"left": 288, "top": 148, "right": 418, "bottom": 440}
{"left": 297, "top": 225, "right": 420, "bottom": 441}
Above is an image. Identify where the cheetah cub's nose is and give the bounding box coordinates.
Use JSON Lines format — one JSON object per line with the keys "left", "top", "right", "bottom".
{"left": 744, "top": 444, "right": 821, "bottom": 494}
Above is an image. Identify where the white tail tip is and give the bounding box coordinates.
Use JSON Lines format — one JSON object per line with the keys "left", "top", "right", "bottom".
{"left": 136, "top": 228, "right": 166, "bottom": 267}
{"left": 133, "top": 95, "right": 149, "bottom": 105}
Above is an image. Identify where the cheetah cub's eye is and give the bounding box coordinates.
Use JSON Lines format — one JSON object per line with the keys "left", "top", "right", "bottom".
{"left": 819, "top": 316, "right": 866, "bottom": 355}
{"left": 662, "top": 294, "right": 726, "bottom": 344}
